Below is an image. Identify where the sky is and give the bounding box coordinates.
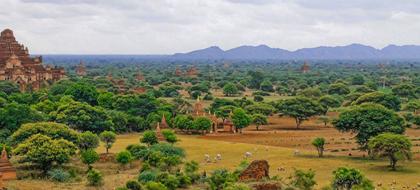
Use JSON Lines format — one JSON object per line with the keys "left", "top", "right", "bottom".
{"left": 1, "top": 0, "right": 420, "bottom": 54}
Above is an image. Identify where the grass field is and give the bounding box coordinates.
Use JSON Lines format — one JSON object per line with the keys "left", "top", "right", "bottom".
{"left": 7, "top": 132, "right": 420, "bottom": 190}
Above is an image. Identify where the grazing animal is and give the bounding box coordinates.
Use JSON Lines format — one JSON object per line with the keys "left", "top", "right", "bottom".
{"left": 245, "top": 152, "right": 252, "bottom": 158}
{"left": 216, "top": 154, "right": 222, "bottom": 160}
{"left": 204, "top": 154, "right": 211, "bottom": 163}
{"left": 294, "top": 150, "right": 300, "bottom": 156}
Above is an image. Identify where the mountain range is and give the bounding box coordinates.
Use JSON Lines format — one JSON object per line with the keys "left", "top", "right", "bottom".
{"left": 172, "top": 44, "right": 420, "bottom": 60}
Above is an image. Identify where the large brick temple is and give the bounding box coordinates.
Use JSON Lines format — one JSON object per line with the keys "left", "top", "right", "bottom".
{"left": 0, "top": 29, "right": 65, "bottom": 91}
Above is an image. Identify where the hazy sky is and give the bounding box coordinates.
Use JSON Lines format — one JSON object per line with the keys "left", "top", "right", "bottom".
{"left": 2, "top": 0, "right": 420, "bottom": 54}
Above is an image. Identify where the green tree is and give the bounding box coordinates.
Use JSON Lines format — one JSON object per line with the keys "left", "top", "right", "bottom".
{"left": 116, "top": 150, "right": 133, "bottom": 167}
{"left": 81, "top": 149, "right": 99, "bottom": 170}
{"left": 404, "top": 99, "right": 420, "bottom": 114}
{"left": 352, "top": 91, "right": 401, "bottom": 111}
{"left": 192, "top": 117, "right": 212, "bottom": 134}
{"left": 55, "top": 101, "right": 113, "bottom": 133}
{"left": 333, "top": 103, "right": 405, "bottom": 150}
{"left": 299, "top": 87, "right": 322, "bottom": 99}
{"left": 331, "top": 167, "right": 373, "bottom": 190}
{"left": 232, "top": 108, "right": 252, "bottom": 133}
{"left": 328, "top": 83, "right": 350, "bottom": 95}
{"left": 392, "top": 83, "right": 417, "bottom": 99}
{"left": 319, "top": 95, "right": 341, "bottom": 115}
{"left": 252, "top": 114, "right": 268, "bottom": 131}
{"left": 99, "top": 131, "right": 116, "bottom": 154}
{"left": 312, "top": 137, "right": 326, "bottom": 157}
{"left": 223, "top": 82, "right": 239, "bottom": 97}
{"left": 87, "top": 169, "right": 103, "bottom": 186}
{"left": 64, "top": 82, "right": 99, "bottom": 105}
{"left": 78, "top": 131, "right": 100, "bottom": 151}
{"left": 276, "top": 97, "right": 324, "bottom": 129}
{"left": 173, "top": 115, "right": 193, "bottom": 131}
{"left": 13, "top": 134, "right": 77, "bottom": 173}
{"left": 97, "top": 92, "right": 115, "bottom": 109}
{"left": 10, "top": 122, "right": 79, "bottom": 146}
{"left": 368, "top": 133, "right": 412, "bottom": 170}
{"left": 141, "top": 130, "right": 159, "bottom": 146}
{"left": 161, "top": 129, "right": 178, "bottom": 144}
{"left": 260, "top": 80, "right": 274, "bottom": 92}
{"left": 290, "top": 169, "right": 317, "bottom": 190}
{"left": 350, "top": 74, "right": 365, "bottom": 85}
{"left": 0, "top": 81, "right": 20, "bottom": 95}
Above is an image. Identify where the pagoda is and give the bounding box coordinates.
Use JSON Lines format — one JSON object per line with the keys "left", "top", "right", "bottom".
{"left": 135, "top": 71, "right": 145, "bottom": 81}
{"left": 75, "top": 61, "right": 87, "bottom": 76}
{"left": 0, "top": 29, "right": 65, "bottom": 91}
{"left": 186, "top": 66, "right": 198, "bottom": 77}
{"left": 0, "top": 147, "right": 16, "bottom": 181}
{"left": 301, "top": 61, "right": 310, "bottom": 73}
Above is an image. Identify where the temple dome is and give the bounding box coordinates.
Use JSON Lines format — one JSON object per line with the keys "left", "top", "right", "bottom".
{"left": 1, "top": 29, "right": 14, "bottom": 38}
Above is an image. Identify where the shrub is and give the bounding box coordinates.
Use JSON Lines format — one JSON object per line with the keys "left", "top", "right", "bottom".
{"left": 331, "top": 167, "right": 373, "bottom": 190}
{"left": 78, "top": 131, "right": 99, "bottom": 150}
{"left": 311, "top": 137, "right": 326, "bottom": 157}
{"left": 156, "top": 172, "right": 179, "bottom": 190}
{"left": 116, "top": 150, "right": 133, "bottom": 166}
{"left": 138, "top": 170, "right": 158, "bottom": 183}
{"left": 80, "top": 149, "right": 99, "bottom": 170}
{"left": 290, "top": 169, "right": 316, "bottom": 190}
{"left": 141, "top": 130, "right": 159, "bottom": 146}
{"left": 150, "top": 143, "right": 185, "bottom": 158}
{"left": 87, "top": 169, "right": 103, "bottom": 186}
{"left": 161, "top": 129, "right": 178, "bottom": 144}
{"left": 99, "top": 131, "right": 116, "bottom": 154}
{"left": 253, "top": 95, "right": 264, "bottom": 102}
{"left": 126, "top": 144, "right": 148, "bottom": 160}
{"left": 143, "top": 181, "right": 168, "bottom": 190}
{"left": 126, "top": 180, "right": 142, "bottom": 190}
{"left": 48, "top": 168, "right": 71, "bottom": 182}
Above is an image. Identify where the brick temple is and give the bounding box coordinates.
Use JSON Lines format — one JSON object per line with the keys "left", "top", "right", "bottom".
{"left": 0, "top": 29, "right": 65, "bottom": 91}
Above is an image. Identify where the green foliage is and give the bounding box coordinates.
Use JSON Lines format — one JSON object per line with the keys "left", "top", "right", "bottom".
{"left": 290, "top": 169, "right": 316, "bottom": 190}
{"left": 352, "top": 91, "right": 401, "bottom": 111}
{"left": 207, "top": 169, "right": 237, "bottom": 190}
{"left": 223, "top": 82, "right": 239, "bottom": 97}
{"left": 48, "top": 168, "right": 71, "bottom": 182}
{"left": 192, "top": 117, "right": 212, "bottom": 133}
{"left": 13, "top": 134, "right": 77, "bottom": 172}
{"left": 143, "top": 181, "right": 168, "bottom": 190}
{"left": 333, "top": 103, "right": 405, "bottom": 149}
{"left": 0, "top": 102, "right": 45, "bottom": 140}
{"left": 368, "top": 133, "right": 412, "bottom": 170}
{"left": 312, "top": 137, "right": 326, "bottom": 157}
{"left": 99, "top": 131, "right": 116, "bottom": 153}
{"left": 81, "top": 149, "right": 99, "bottom": 169}
{"left": 55, "top": 101, "right": 113, "bottom": 133}
{"left": 260, "top": 80, "right": 274, "bottom": 92}
{"left": 141, "top": 130, "right": 159, "bottom": 146}
{"left": 299, "top": 87, "right": 322, "bottom": 99}
{"left": 161, "top": 129, "right": 178, "bottom": 144}
{"left": 331, "top": 167, "right": 373, "bottom": 190}
{"left": 253, "top": 95, "right": 264, "bottom": 102}
{"left": 150, "top": 143, "right": 186, "bottom": 158}
{"left": 276, "top": 97, "right": 324, "bottom": 128}
{"left": 245, "top": 103, "right": 275, "bottom": 116}
{"left": 97, "top": 92, "right": 115, "bottom": 109}
{"left": 10, "top": 122, "right": 79, "bottom": 146}
{"left": 156, "top": 172, "right": 179, "bottom": 190}
{"left": 173, "top": 115, "right": 193, "bottom": 131}
{"left": 87, "top": 169, "right": 103, "bottom": 186}
{"left": 392, "top": 83, "right": 417, "bottom": 99}
{"left": 232, "top": 108, "right": 252, "bottom": 133}
{"left": 319, "top": 95, "right": 341, "bottom": 114}
{"left": 404, "top": 99, "right": 420, "bottom": 113}
{"left": 138, "top": 170, "right": 158, "bottom": 183}
{"left": 328, "top": 83, "right": 350, "bottom": 95}
{"left": 350, "top": 74, "right": 365, "bottom": 85}
{"left": 64, "top": 82, "right": 99, "bottom": 105}
{"left": 126, "top": 144, "right": 148, "bottom": 160}
{"left": 116, "top": 150, "right": 133, "bottom": 166}
{"left": 0, "top": 81, "right": 20, "bottom": 95}
{"left": 126, "top": 180, "right": 142, "bottom": 190}
{"left": 78, "top": 131, "right": 99, "bottom": 150}
{"left": 252, "top": 114, "right": 268, "bottom": 131}
{"left": 224, "top": 183, "right": 252, "bottom": 190}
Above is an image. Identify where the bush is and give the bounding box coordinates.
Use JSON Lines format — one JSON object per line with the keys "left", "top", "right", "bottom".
{"left": 78, "top": 131, "right": 99, "bottom": 150}
{"left": 48, "top": 168, "right": 71, "bottom": 182}
{"left": 116, "top": 151, "right": 133, "bottom": 166}
{"left": 80, "top": 149, "right": 99, "bottom": 170}
{"left": 161, "top": 130, "right": 178, "bottom": 144}
{"left": 253, "top": 95, "right": 264, "bottom": 102}
{"left": 126, "top": 144, "right": 148, "bottom": 160}
{"left": 156, "top": 172, "right": 179, "bottom": 190}
{"left": 87, "top": 169, "right": 103, "bottom": 186}
{"left": 290, "top": 169, "right": 316, "bottom": 190}
{"left": 150, "top": 143, "right": 185, "bottom": 158}
{"left": 141, "top": 130, "right": 159, "bottom": 146}
{"left": 144, "top": 181, "right": 168, "bottom": 190}
{"left": 138, "top": 170, "right": 158, "bottom": 183}
{"left": 126, "top": 180, "right": 142, "bottom": 190}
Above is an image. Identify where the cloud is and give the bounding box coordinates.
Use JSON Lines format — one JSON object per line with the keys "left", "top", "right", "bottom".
{"left": 1, "top": 0, "right": 420, "bottom": 54}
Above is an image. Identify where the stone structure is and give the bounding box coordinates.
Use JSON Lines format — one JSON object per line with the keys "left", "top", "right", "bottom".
{"left": 75, "top": 61, "right": 87, "bottom": 76}
{"left": 0, "top": 147, "right": 16, "bottom": 181}
{"left": 0, "top": 29, "right": 65, "bottom": 91}
{"left": 301, "top": 61, "right": 310, "bottom": 73}
{"left": 175, "top": 66, "right": 183, "bottom": 76}
{"left": 156, "top": 115, "right": 169, "bottom": 141}
{"left": 135, "top": 71, "right": 144, "bottom": 81}
{"left": 106, "top": 73, "right": 128, "bottom": 93}
{"left": 186, "top": 66, "right": 198, "bottom": 77}
{"left": 239, "top": 160, "right": 270, "bottom": 181}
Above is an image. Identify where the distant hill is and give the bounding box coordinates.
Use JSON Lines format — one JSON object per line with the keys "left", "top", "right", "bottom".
{"left": 172, "top": 44, "right": 420, "bottom": 60}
